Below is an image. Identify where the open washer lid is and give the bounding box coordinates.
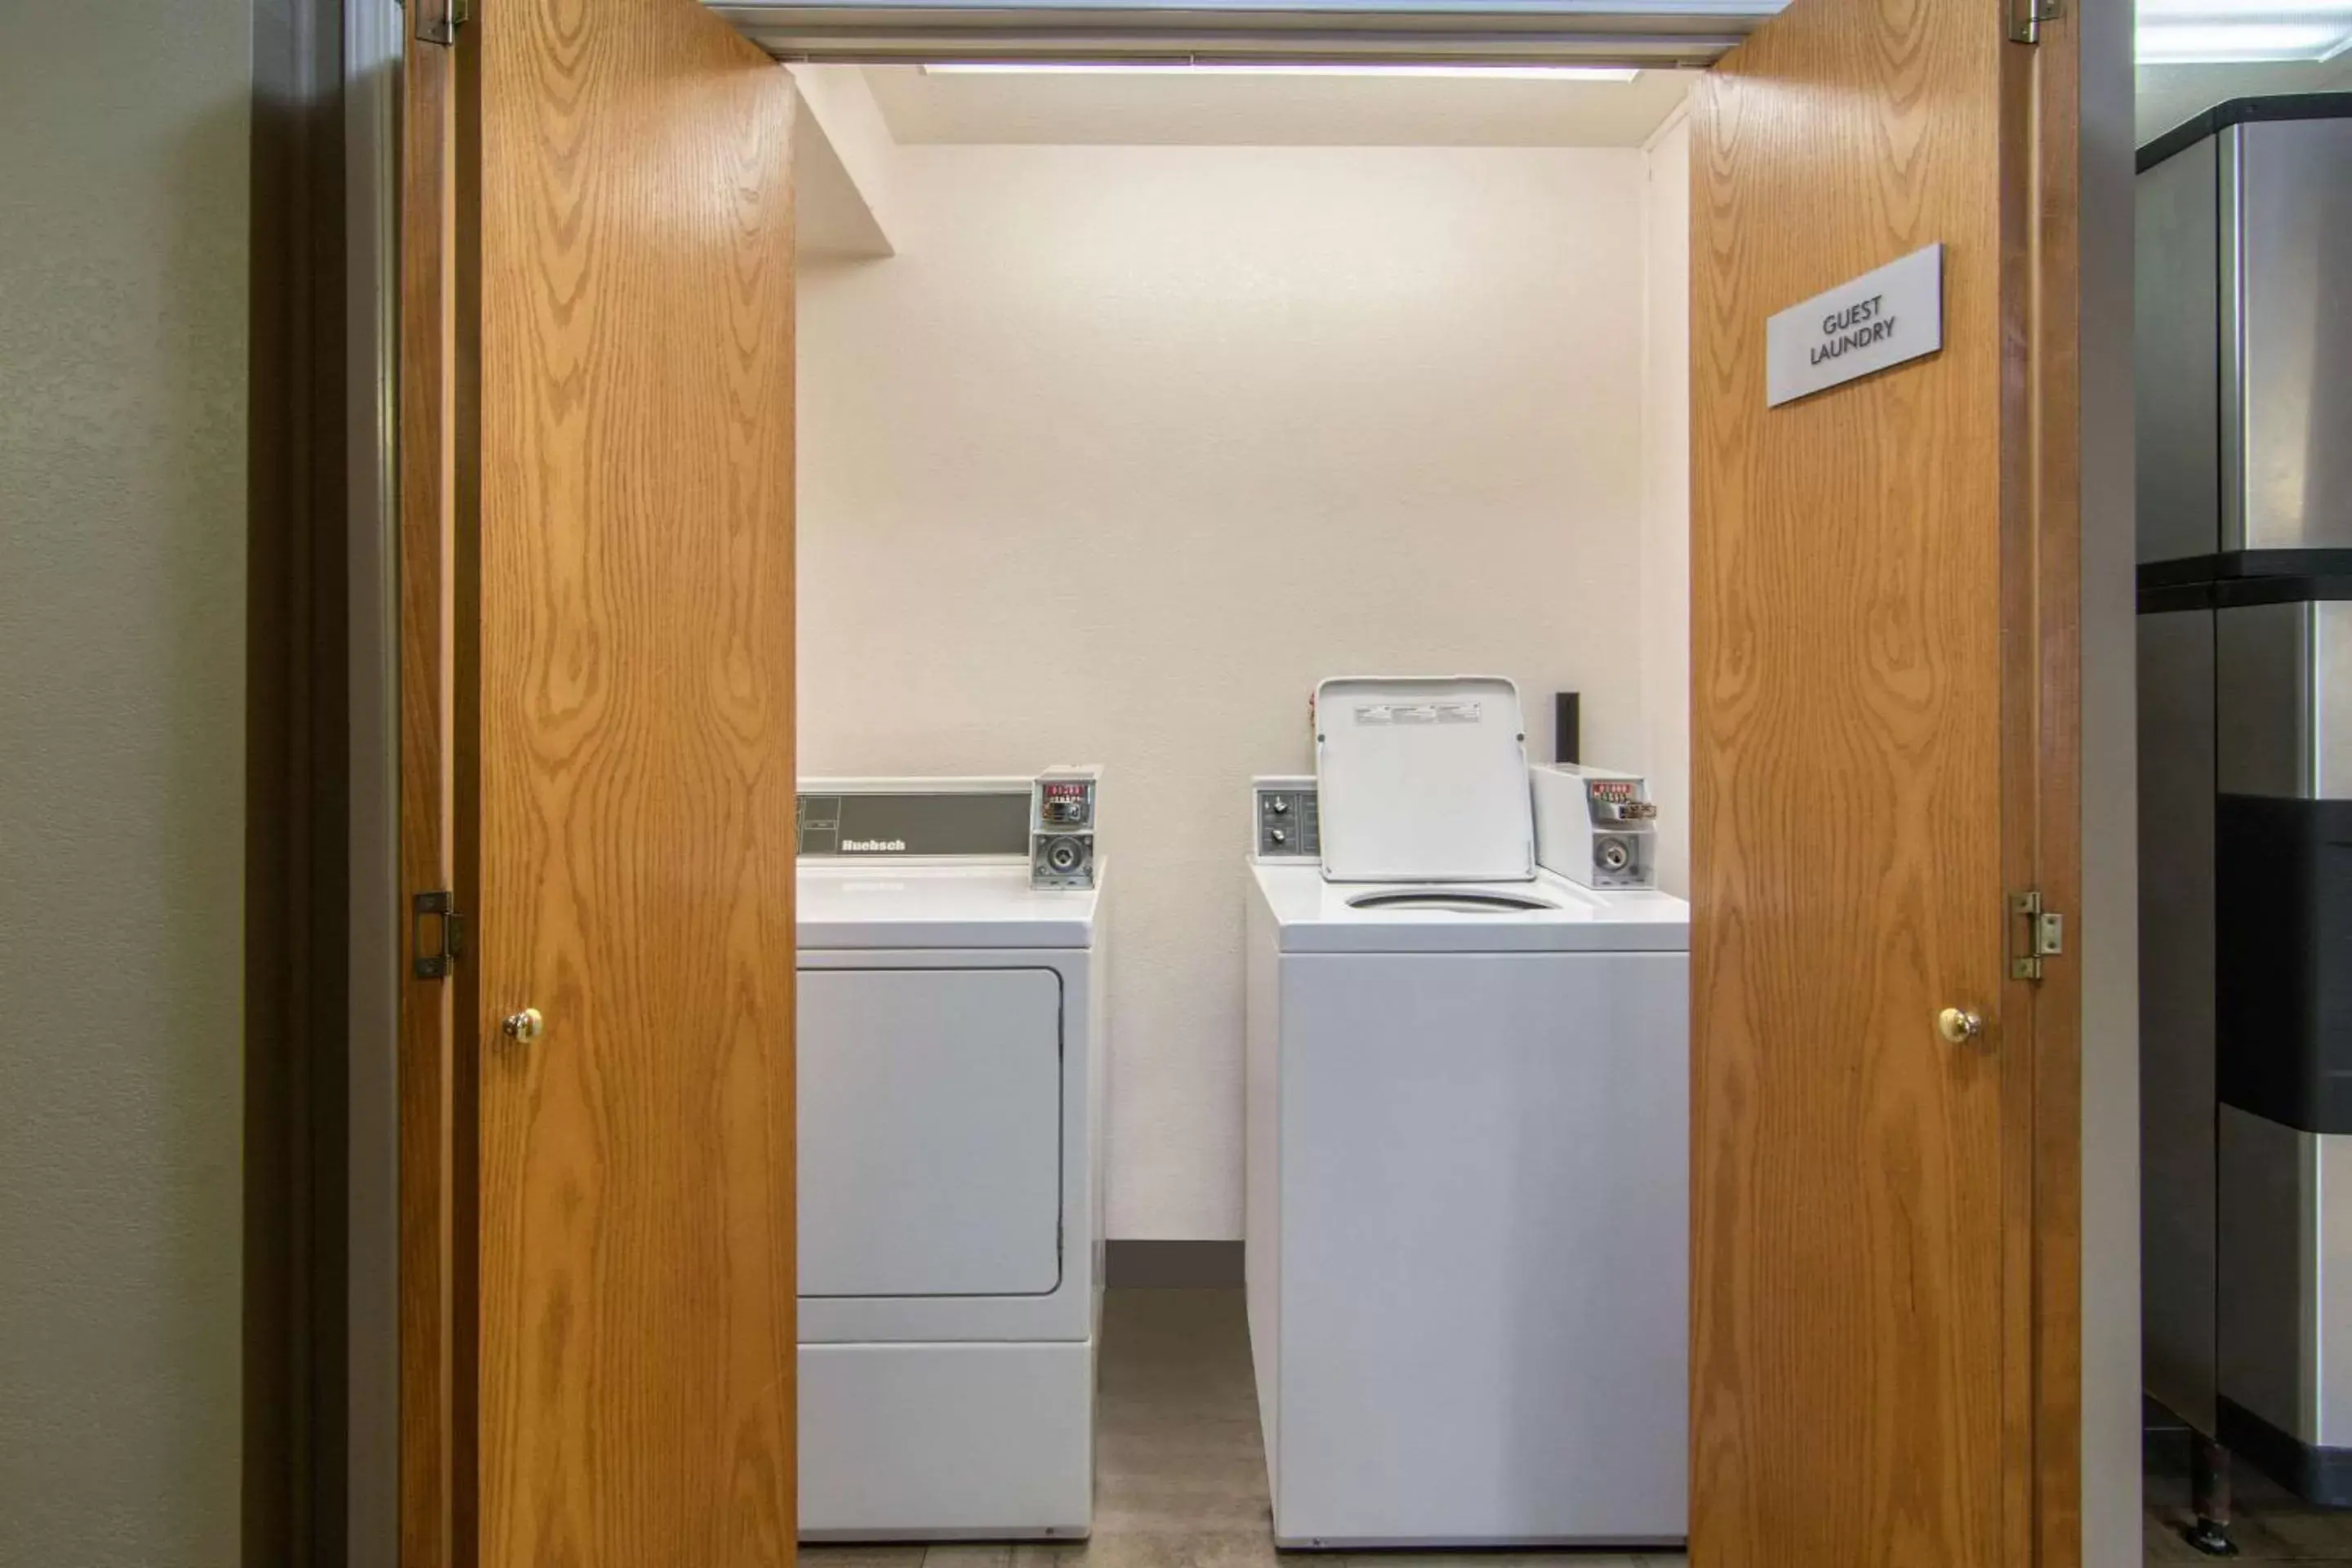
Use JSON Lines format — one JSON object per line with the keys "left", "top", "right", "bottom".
{"left": 1314, "top": 675, "right": 1535, "bottom": 884}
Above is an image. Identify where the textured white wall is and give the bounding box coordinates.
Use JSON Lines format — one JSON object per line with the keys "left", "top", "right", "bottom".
{"left": 1638, "top": 111, "right": 1691, "bottom": 898}
{"left": 799, "top": 145, "right": 1650, "bottom": 1237}
{"left": 0, "top": 3, "right": 250, "bottom": 1564}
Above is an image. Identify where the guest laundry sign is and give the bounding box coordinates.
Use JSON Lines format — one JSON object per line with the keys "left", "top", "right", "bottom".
{"left": 1765, "top": 243, "right": 1944, "bottom": 408}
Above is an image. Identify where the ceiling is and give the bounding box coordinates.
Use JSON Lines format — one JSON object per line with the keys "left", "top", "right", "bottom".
{"left": 799, "top": 32, "right": 2352, "bottom": 168}
{"left": 859, "top": 64, "right": 1699, "bottom": 146}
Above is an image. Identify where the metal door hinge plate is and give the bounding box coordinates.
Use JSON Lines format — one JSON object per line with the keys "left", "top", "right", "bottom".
{"left": 413, "top": 890, "right": 466, "bottom": 980}
{"left": 2011, "top": 891, "right": 2065, "bottom": 981}
{"left": 2010, "top": 0, "right": 2061, "bottom": 44}
{"left": 399, "top": 0, "right": 469, "bottom": 46}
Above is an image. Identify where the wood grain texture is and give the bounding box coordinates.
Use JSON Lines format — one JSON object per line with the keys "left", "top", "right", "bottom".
{"left": 2025, "top": 13, "right": 2085, "bottom": 1566}
{"left": 470, "top": 2, "right": 800, "bottom": 1564}
{"left": 399, "top": 24, "right": 463, "bottom": 1568}
{"left": 1688, "top": 2, "right": 2056, "bottom": 1563}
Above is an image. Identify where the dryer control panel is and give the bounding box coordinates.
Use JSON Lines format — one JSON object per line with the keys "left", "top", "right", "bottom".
{"left": 1252, "top": 777, "right": 1321, "bottom": 862}
{"left": 1031, "top": 767, "right": 1102, "bottom": 889}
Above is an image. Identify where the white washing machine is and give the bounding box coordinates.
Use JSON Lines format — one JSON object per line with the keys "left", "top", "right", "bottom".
{"left": 1244, "top": 678, "right": 1690, "bottom": 1548}
{"left": 795, "top": 777, "right": 1104, "bottom": 1540}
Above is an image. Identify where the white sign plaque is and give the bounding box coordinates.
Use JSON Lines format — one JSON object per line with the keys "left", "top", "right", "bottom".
{"left": 1765, "top": 243, "right": 1944, "bottom": 408}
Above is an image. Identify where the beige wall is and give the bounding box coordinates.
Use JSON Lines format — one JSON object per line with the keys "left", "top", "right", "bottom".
{"left": 799, "top": 144, "right": 1651, "bottom": 1237}
{"left": 1638, "top": 110, "right": 1691, "bottom": 899}
{"left": 0, "top": 4, "right": 251, "bottom": 1564}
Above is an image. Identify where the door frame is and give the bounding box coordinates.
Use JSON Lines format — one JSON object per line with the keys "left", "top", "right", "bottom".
{"left": 247, "top": 0, "right": 369, "bottom": 1561}
{"left": 395, "top": 8, "right": 474, "bottom": 1567}
{"left": 370, "top": 8, "right": 2099, "bottom": 1567}
{"left": 2014, "top": 8, "right": 2085, "bottom": 1561}
{"left": 348, "top": 4, "right": 409, "bottom": 1567}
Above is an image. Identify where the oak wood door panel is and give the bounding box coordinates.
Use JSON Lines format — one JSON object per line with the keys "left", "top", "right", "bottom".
{"left": 1688, "top": 1, "right": 2074, "bottom": 1562}
{"left": 469, "top": 2, "right": 800, "bottom": 1563}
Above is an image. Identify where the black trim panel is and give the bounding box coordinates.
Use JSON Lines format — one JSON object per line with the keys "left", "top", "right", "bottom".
{"left": 2216, "top": 798, "right": 2352, "bottom": 1135}
{"left": 2219, "top": 1396, "right": 2352, "bottom": 1508}
{"left": 2139, "top": 578, "right": 2352, "bottom": 615}
{"left": 2219, "top": 576, "right": 2352, "bottom": 609}
{"left": 2136, "top": 552, "right": 2352, "bottom": 616}
{"left": 2139, "top": 92, "right": 2352, "bottom": 174}
{"left": 2139, "top": 549, "right": 2352, "bottom": 590}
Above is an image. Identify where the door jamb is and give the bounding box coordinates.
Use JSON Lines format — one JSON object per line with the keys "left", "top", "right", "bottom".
{"left": 2026, "top": 11, "right": 2085, "bottom": 1565}
{"left": 396, "top": 12, "right": 478, "bottom": 1567}
{"left": 2004, "top": 10, "right": 2086, "bottom": 1566}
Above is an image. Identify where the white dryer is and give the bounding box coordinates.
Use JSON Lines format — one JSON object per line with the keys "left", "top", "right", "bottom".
{"left": 796, "top": 777, "right": 1104, "bottom": 1540}
{"left": 1245, "top": 679, "right": 1690, "bottom": 1548}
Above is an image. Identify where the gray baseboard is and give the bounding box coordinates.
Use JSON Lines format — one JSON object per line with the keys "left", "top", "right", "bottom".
{"left": 1105, "top": 1240, "right": 1244, "bottom": 1288}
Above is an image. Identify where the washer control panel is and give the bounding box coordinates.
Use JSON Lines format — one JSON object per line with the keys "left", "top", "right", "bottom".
{"left": 1531, "top": 763, "right": 1658, "bottom": 890}
{"left": 1253, "top": 777, "right": 1321, "bottom": 862}
{"left": 1586, "top": 777, "right": 1644, "bottom": 815}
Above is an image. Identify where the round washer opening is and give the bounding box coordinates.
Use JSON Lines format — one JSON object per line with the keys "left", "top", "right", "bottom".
{"left": 1346, "top": 889, "right": 1557, "bottom": 914}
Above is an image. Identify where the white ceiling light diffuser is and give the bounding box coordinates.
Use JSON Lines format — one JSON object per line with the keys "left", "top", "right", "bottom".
{"left": 922, "top": 63, "right": 1640, "bottom": 80}
{"left": 2137, "top": 1, "right": 2352, "bottom": 64}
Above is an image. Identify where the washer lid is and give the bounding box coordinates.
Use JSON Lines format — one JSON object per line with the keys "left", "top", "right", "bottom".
{"left": 1314, "top": 675, "right": 1535, "bottom": 883}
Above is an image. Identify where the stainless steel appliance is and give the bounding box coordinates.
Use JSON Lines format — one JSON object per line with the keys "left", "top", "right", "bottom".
{"left": 2137, "top": 92, "right": 2352, "bottom": 1523}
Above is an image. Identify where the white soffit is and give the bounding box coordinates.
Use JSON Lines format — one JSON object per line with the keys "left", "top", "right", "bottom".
{"left": 2139, "top": 2, "right": 2352, "bottom": 66}
{"left": 710, "top": 1, "right": 1786, "bottom": 68}
{"left": 859, "top": 61, "right": 1699, "bottom": 145}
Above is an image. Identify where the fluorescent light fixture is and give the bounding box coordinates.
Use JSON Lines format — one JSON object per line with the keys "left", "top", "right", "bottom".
{"left": 2136, "top": 2, "right": 2352, "bottom": 63}
{"left": 923, "top": 63, "right": 1641, "bottom": 81}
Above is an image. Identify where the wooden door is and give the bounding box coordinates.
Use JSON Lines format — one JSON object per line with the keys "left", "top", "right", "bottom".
{"left": 1687, "top": 1, "right": 2080, "bottom": 1565}
{"left": 399, "top": 1, "right": 801, "bottom": 1564}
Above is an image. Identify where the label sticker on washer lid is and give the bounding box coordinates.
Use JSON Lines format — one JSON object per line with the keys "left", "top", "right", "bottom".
{"left": 1353, "top": 701, "right": 1482, "bottom": 726}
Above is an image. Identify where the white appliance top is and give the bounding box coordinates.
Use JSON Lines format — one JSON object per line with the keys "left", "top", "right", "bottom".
{"left": 1251, "top": 861, "right": 1688, "bottom": 955}
{"left": 1314, "top": 675, "right": 1535, "bottom": 884}
{"left": 798, "top": 862, "right": 1101, "bottom": 951}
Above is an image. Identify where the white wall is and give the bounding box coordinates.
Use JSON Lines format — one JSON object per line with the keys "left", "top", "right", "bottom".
{"left": 799, "top": 145, "right": 1650, "bottom": 1237}
{"left": 0, "top": 4, "right": 251, "bottom": 1564}
{"left": 1638, "top": 109, "right": 1691, "bottom": 898}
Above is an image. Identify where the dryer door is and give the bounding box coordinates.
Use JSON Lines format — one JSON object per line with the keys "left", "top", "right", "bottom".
{"left": 799, "top": 966, "right": 1064, "bottom": 1297}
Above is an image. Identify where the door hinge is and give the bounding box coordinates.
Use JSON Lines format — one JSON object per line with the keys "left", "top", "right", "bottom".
{"left": 413, "top": 890, "right": 466, "bottom": 980}
{"left": 2010, "top": 0, "right": 2061, "bottom": 44}
{"left": 397, "top": 0, "right": 469, "bottom": 47}
{"left": 2011, "top": 891, "right": 2065, "bottom": 982}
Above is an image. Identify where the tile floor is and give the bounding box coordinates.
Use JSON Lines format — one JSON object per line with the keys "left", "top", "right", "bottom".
{"left": 804, "top": 1287, "right": 1679, "bottom": 1568}
{"left": 807, "top": 1288, "right": 2352, "bottom": 1566}
{"left": 2143, "top": 1423, "right": 2352, "bottom": 1564}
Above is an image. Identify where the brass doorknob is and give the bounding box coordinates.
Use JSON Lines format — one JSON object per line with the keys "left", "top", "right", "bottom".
{"left": 501, "top": 1007, "right": 544, "bottom": 1042}
{"left": 1937, "top": 1007, "right": 1984, "bottom": 1045}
